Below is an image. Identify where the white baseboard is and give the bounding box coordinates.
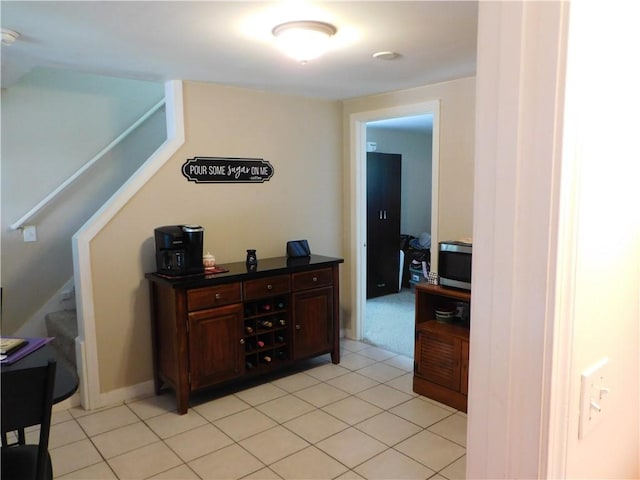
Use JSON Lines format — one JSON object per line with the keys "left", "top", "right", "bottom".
{"left": 99, "top": 380, "right": 156, "bottom": 410}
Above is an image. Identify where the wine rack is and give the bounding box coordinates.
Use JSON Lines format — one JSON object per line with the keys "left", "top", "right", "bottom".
{"left": 243, "top": 296, "right": 290, "bottom": 372}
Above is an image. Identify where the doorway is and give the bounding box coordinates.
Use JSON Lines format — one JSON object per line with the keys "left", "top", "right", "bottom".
{"left": 363, "top": 116, "right": 434, "bottom": 357}
{"left": 348, "top": 100, "right": 440, "bottom": 349}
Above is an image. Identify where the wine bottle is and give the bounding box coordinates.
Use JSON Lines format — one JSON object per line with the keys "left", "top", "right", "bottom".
{"left": 276, "top": 350, "right": 286, "bottom": 360}
{"left": 261, "top": 303, "right": 272, "bottom": 312}
{"left": 278, "top": 318, "right": 286, "bottom": 326}
{"left": 246, "top": 361, "right": 254, "bottom": 370}
{"left": 276, "top": 335, "right": 285, "bottom": 343}
{"left": 276, "top": 300, "right": 285, "bottom": 309}
{"left": 257, "top": 340, "right": 265, "bottom": 348}
{"left": 261, "top": 355, "right": 272, "bottom": 364}
{"left": 260, "top": 320, "right": 273, "bottom": 329}
{"left": 245, "top": 325, "right": 254, "bottom": 334}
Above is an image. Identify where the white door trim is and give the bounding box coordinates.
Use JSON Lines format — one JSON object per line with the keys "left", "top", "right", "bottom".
{"left": 348, "top": 101, "right": 440, "bottom": 341}
{"left": 467, "top": 2, "right": 570, "bottom": 477}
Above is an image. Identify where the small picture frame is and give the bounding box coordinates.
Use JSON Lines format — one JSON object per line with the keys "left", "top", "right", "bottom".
{"left": 286, "top": 240, "right": 311, "bottom": 257}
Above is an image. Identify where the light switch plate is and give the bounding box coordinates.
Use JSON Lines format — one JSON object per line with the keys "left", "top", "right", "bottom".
{"left": 23, "top": 225, "right": 37, "bottom": 242}
{"left": 579, "top": 357, "right": 609, "bottom": 439}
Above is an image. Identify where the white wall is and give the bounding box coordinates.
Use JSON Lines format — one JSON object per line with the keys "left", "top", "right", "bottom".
{"left": 0, "top": 67, "right": 164, "bottom": 333}
{"left": 561, "top": 0, "right": 639, "bottom": 476}
{"left": 468, "top": 1, "right": 639, "bottom": 478}
{"left": 366, "top": 127, "right": 433, "bottom": 237}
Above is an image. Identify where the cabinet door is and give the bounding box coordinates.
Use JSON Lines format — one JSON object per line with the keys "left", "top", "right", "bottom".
{"left": 415, "top": 329, "right": 461, "bottom": 390}
{"left": 188, "top": 303, "right": 244, "bottom": 390}
{"left": 367, "top": 152, "right": 401, "bottom": 298}
{"left": 292, "top": 286, "right": 333, "bottom": 360}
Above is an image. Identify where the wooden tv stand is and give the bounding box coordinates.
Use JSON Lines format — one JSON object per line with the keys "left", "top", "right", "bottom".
{"left": 146, "top": 255, "right": 343, "bottom": 414}
{"left": 413, "top": 284, "right": 471, "bottom": 412}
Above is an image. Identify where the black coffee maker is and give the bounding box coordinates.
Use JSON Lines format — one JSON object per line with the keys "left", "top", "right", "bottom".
{"left": 154, "top": 225, "right": 204, "bottom": 276}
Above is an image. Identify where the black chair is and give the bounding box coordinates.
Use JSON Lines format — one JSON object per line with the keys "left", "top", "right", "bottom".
{"left": 1, "top": 359, "right": 57, "bottom": 480}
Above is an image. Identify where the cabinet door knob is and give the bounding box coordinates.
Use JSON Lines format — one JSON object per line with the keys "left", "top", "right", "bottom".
{"left": 267, "top": 284, "right": 273, "bottom": 290}
{"left": 312, "top": 277, "right": 318, "bottom": 282}
{"left": 295, "top": 324, "right": 301, "bottom": 330}
{"left": 240, "top": 338, "right": 245, "bottom": 344}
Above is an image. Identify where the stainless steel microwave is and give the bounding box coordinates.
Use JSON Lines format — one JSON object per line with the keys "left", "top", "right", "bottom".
{"left": 438, "top": 241, "right": 472, "bottom": 290}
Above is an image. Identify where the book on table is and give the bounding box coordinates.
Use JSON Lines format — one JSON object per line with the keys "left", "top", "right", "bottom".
{"left": 0, "top": 337, "right": 28, "bottom": 355}
{"left": 0, "top": 337, "right": 54, "bottom": 365}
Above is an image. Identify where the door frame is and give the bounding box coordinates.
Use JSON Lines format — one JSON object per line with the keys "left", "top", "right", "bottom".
{"left": 349, "top": 100, "right": 440, "bottom": 341}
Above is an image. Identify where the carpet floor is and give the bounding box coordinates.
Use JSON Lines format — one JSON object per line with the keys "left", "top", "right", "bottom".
{"left": 363, "top": 288, "right": 415, "bottom": 358}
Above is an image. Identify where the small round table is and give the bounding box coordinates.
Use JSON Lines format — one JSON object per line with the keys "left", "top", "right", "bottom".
{"left": 1, "top": 343, "right": 79, "bottom": 404}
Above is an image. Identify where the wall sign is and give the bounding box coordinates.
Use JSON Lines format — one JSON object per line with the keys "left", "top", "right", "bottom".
{"left": 182, "top": 157, "right": 274, "bottom": 183}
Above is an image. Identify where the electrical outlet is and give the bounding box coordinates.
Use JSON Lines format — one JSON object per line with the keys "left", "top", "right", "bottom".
{"left": 23, "top": 225, "right": 37, "bottom": 242}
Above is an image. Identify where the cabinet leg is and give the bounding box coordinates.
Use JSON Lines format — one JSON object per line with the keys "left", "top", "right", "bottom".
{"left": 153, "top": 373, "right": 162, "bottom": 395}
{"left": 176, "top": 385, "right": 190, "bottom": 415}
{"left": 331, "top": 349, "right": 340, "bottom": 364}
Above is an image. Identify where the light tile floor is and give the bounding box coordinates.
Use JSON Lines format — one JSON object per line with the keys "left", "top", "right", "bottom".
{"left": 45, "top": 340, "right": 466, "bottom": 479}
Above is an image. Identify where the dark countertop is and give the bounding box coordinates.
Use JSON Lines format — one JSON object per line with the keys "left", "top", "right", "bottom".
{"left": 146, "top": 254, "right": 344, "bottom": 288}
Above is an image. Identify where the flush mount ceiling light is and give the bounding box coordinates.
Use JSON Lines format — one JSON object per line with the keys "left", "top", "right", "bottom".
{"left": 373, "top": 51, "right": 401, "bottom": 61}
{"left": 272, "top": 20, "right": 337, "bottom": 63}
{"left": 1, "top": 29, "right": 20, "bottom": 46}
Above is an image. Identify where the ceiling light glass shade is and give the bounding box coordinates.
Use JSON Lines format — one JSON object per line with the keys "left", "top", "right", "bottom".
{"left": 272, "top": 20, "right": 337, "bottom": 63}
{"left": 1, "top": 29, "right": 20, "bottom": 46}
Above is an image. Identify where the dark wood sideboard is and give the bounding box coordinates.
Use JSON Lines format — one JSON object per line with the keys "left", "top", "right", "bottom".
{"left": 413, "top": 283, "right": 471, "bottom": 412}
{"left": 146, "top": 255, "right": 343, "bottom": 414}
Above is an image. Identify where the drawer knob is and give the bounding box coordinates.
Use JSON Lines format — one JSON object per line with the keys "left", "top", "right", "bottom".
{"left": 215, "top": 293, "right": 222, "bottom": 300}
{"left": 267, "top": 284, "right": 273, "bottom": 290}
{"left": 240, "top": 338, "right": 245, "bottom": 345}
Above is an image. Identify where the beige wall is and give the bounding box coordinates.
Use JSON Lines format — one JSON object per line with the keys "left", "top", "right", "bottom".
{"left": 341, "top": 77, "right": 475, "bottom": 331}
{"left": 343, "top": 77, "right": 475, "bottom": 240}
{"left": 90, "top": 81, "right": 342, "bottom": 392}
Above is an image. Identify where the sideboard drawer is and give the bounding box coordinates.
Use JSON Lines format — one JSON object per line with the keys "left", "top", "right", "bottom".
{"left": 187, "top": 282, "right": 242, "bottom": 311}
{"left": 244, "top": 275, "right": 290, "bottom": 300}
{"left": 292, "top": 268, "right": 333, "bottom": 291}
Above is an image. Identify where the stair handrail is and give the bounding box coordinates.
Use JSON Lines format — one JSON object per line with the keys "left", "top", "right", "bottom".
{"left": 10, "top": 98, "right": 166, "bottom": 231}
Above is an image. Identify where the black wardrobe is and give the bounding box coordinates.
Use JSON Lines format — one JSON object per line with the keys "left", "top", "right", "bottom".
{"left": 367, "top": 152, "right": 401, "bottom": 299}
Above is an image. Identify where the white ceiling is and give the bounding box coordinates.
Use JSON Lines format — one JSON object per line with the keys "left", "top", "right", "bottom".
{"left": 368, "top": 114, "right": 433, "bottom": 132}
{"left": 0, "top": 1, "right": 478, "bottom": 102}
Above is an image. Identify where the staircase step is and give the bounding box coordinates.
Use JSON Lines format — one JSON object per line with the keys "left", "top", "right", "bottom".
{"left": 46, "top": 309, "right": 78, "bottom": 371}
